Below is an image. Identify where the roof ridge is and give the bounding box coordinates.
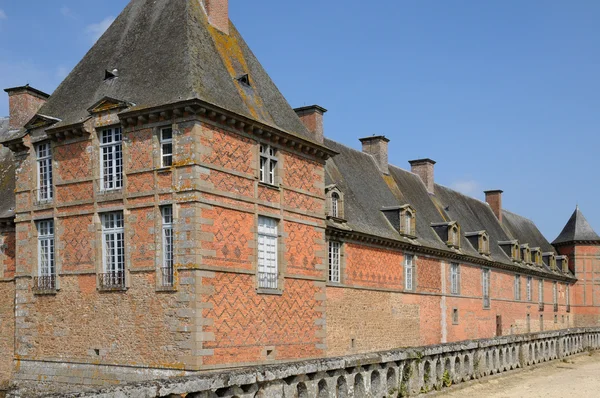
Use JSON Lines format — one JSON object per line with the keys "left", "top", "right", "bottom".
{"left": 433, "top": 182, "right": 490, "bottom": 206}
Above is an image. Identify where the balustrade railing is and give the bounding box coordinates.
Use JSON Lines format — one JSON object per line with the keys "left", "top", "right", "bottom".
{"left": 32, "top": 275, "right": 56, "bottom": 292}
{"left": 98, "top": 271, "right": 126, "bottom": 290}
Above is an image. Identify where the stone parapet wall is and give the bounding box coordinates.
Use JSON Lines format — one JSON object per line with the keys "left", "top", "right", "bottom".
{"left": 26, "top": 327, "right": 600, "bottom": 398}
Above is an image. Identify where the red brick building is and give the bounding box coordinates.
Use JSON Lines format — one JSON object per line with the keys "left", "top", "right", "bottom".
{"left": 0, "top": 0, "right": 598, "bottom": 392}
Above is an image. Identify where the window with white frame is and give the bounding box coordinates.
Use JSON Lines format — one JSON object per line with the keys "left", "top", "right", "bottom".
{"left": 514, "top": 275, "right": 521, "bottom": 300}
{"left": 36, "top": 143, "right": 53, "bottom": 202}
{"left": 566, "top": 284, "right": 570, "bottom": 306}
{"left": 553, "top": 281, "right": 558, "bottom": 304}
{"left": 328, "top": 241, "right": 341, "bottom": 283}
{"left": 450, "top": 263, "right": 460, "bottom": 295}
{"left": 100, "top": 127, "right": 123, "bottom": 191}
{"left": 527, "top": 276, "right": 532, "bottom": 301}
{"left": 160, "top": 127, "right": 173, "bottom": 167}
{"left": 101, "top": 212, "right": 125, "bottom": 288}
{"left": 482, "top": 268, "right": 491, "bottom": 308}
{"left": 331, "top": 192, "right": 340, "bottom": 218}
{"left": 258, "top": 216, "right": 278, "bottom": 289}
{"left": 404, "top": 254, "right": 414, "bottom": 291}
{"left": 259, "top": 144, "right": 277, "bottom": 185}
{"left": 161, "top": 205, "right": 174, "bottom": 287}
{"left": 37, "top": 220, "right": 55, "bottom": 290}
{"left": 539, "top": 279, "right": 544, "bottom": 303}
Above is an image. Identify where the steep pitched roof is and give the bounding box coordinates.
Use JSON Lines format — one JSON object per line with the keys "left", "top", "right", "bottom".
{"left": 35, "top": 0, "right": 313, "bottom": 141}
{"left": 0, "top": 117, "right": 15, "bottom": 219}
{"left": 552, "top": 207, "right": 600, "bottom": 246}
{"left": 501, "top": 209, "right": 555, "bottom": 253}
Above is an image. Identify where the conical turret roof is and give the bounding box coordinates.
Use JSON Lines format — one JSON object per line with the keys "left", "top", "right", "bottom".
{"left": 36, "top": 0, "right": 312, "bottom": 140}
{"left": 553, "top": 206, "right": 600, "bottom": 246}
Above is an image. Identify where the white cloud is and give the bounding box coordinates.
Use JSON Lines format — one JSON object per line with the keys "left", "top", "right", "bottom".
{"left": 450, "top": 180, "right": 481, "bottom": 197}
{"left": 0, "top": 9, "right": 7, "bottom": 20}
{"left": 60, "top": 6, "right": 77, "bottom": 19}
{"left": 85, "top": 16, "right": 115, "bottom": 43}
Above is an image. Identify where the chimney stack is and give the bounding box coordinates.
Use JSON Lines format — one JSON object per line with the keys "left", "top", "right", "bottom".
{"left": 485, "top": 190, "right": 503, "bottom": 223}
{"left": 294, "top": 105, "right": 327, "bottom": 144}
{"left": 4, "top": 85, "right": 49, "bottom": 130}
{"left": 409, "top": 158, "right": 436, "bottom": 194}
{"left": 203, "top": 0, "right": 229, "bottom": 35}
{"left": 359, "top": 135, "right": 390, "bottom": 174}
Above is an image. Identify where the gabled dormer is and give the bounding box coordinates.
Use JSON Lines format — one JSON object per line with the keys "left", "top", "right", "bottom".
{"left": 520, "top": 244, "right": 532, "bottom": 264}
{"left": 531, "top": 247, "right": 542, "bottom": 266}
{"left": 382, "top": 204, "right": 416, "bottom": 238}
{"left": 543, "top": 252, "right": 556, "bottom": 270}
{"left": 556, "top": 255, "right": 569, "bottom": 273}
{"left": 499, "top": 240, "right": 520, "bottom": 262}
{"left": 431, "top": 221, "right": 460, "bottom": 249}
{"left": 24, "top": 114, "right": 61, "bottom": 130}
{"left": 325, "top": 185, "right": 345, "bottom": 222}
{"left": 87, "top": 96, "right": 134, "bottom": 115}
{"left": 465, "top": 231, "right": 490, "bottom": 255}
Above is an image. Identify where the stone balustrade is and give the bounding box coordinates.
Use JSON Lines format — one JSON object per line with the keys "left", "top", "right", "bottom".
{"left": 37, "top": 328, "right": 600, "bottom": 398}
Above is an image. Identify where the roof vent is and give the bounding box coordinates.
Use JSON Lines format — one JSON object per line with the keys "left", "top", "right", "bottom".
{"left": 104, "top": 69, "right": 118, "bottom": 80}
{"left": 237, "top": 74, "right": 251, "bottom": 87}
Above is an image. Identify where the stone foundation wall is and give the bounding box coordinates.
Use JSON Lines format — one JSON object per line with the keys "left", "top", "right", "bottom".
{"left": 30, "top": 327, "right": 600, "bottom": 398}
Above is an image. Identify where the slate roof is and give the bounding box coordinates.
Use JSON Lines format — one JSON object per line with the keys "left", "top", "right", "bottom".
{"left": 552, "top": 207, "right": 600, "bottom": 246}
{"left": 0, "top": 117, "right": 15, "bottom": 219}
{"left": 35, "top": 0, "right": 313, "bottom": 142}
{"left": 324, "top": 137, "right": 570, "bottom": 278}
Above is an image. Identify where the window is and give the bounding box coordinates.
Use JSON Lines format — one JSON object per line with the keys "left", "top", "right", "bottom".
{"left": 259, "top": 144, "right": 277, "bottom": 185}
{"left": 161, "top": 206, "right": 174, "bottom": 287}
{"left": 527, "top": 276, "right": 532, "bottom": 301}
{"left": 566, "top": 285, "right": 570, "bottom": 307}
{"left": 100, "top": 127, "right": 123, "bottom": 191}
{"left": 160, "top": 127, "right": 173, "bottom": 167}
{"left": 399, "top": 207, "right": 415, "bottom": 236}
{"left": 539, "top": 279, "right": 544, "bottom": 303}
{"left": 404, "top": 254, "right": 414, "bottom": 291}
{"left": 481, "top": 234, "right": 489, "bottom": 254}
{"left": 331, "top": 193, "right": 340, "bottom": 218}
{"left": 328, "top": 241, "right": 341, "bottom": 283}
{"left": 514, "top": 275, "right": 521, "bottom": 301}
{"left": 258, "top": 216, "right": 278, "bottom": 289}
{"left": 36, "top": 220, "right": 56, "bottom": 291}
{"left": 527, "top": 313, "right": 531, "bottom": 332}
{"left": 404, "top": 211, "right": 413, "bottom": 235}
{"left": 101, "top": 212, "right": 125, "bottom": 288}
{"left": 36, "top": 143, "right": 53, "bottom": 203}
{"left": 450, "top": 263, "right": 460, "bottom": 295}
{"left": 553, "top": 281, "right": 558, "bottom": 311}
{"left": 482, "top": 268, "right": 490, "bottom": 308}
{"left": 452, "top": 308, "right": 459, "bottom": 325}
{"left": 450, "top": 225, "right": 460, "bottom": 247}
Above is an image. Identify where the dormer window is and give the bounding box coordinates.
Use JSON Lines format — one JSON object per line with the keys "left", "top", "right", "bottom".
{"left": 326, "top": 185, "right": 345, "bottom": 221}
{"left": 466, "top": 231, "right": 490, "bottom": 255}
{"left": 557, "top": 256, "right": 569, "bottom": 273}
{"left": 521, "top": 245, "right": 532, "bottom": 264}
{"left": 431, "top": 221, "right": 460, "bottom": 249}
{"left": 499, "top": 240, "right": 520, "bottom": 261}
{"left": 382, "top": 204, "right": 416, "bottom": 237}
{"left": 542, "top": 252, "right": 556, "bottom": 269}
{"left": 532, "top": 248, "right": 542, "bottom": 266}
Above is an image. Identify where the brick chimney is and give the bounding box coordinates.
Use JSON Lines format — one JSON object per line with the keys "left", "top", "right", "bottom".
{"left": 294, "top": 105, "right": 327, "bottom": 144}
{"left": 359, "top": 136, "right": 390, "bottom": 174}
{"left": 485, "top": 190, "right": 503, "bottom": 223}
{"left": 409, "top": 158, "right": 436, "bottom": 194}
{"left": 202, "top": 0, "right": 229, "bottom": 35}
{"left": 4, "top": 85, "right": 49, "bottom": 130}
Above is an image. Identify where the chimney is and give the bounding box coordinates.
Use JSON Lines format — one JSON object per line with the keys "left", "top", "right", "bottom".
{"left": 485, "top": 190, "right": 503, "bottom": 223}
{"left": 359, "top": 135, "right": 390, "bottom": 174}
{"left": 4, "top": 85, "right": 49, "bottom": 130}
{"left": 294, "top": 105, "right": 327, "bottom": 144}
{"left": 409, "top": 158, "right": 436, "bottom": 194}
{"left": 203, "top": 0, "right": 229, "bottom": 35}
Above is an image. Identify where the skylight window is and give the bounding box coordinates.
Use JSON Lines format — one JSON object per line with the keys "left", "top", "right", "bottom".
{"left": 237, "top": 74, "right": 251, "bottom": 86}
{"left": 104, "top": 69, "right": 119, "bottom": 80}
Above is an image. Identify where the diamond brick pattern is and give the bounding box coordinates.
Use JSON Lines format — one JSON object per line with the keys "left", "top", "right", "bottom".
{"left": 55, "top": 141, "right": 91, "bottom": 181}
{"left": 202, "top": 206, "right": 253, "bottom": 270}
{"left": 258, "top": 186, "right": 279, "bottom": 203}
{"left": 204, "top": 170, "right": 253, "bottom": 197}
{"left": 129, "top": 208, "right": 155, "bottom": 269}
{"left": 283, "top": 153, "right": 321, "bottom": 195}
{"left": 203, "top": 273, "right": 323, "bottom": 365}
{"left": 56, "top": 182, "right": 93, "bottom": 203}
{"left": 285, "top": 221, "right": 322, "bottom": 278}
{"left": 345, "top": 243, "right": 403, "bottom": 289}
{"left": 283, "top": 190, "right": 322, "bottom": 213}
{"left": 201, "top": 126, "right": 254, "bottom": 174}
{"left": 127, "top": 129, "right": 153, "bottom": 171}
{"left": 62, "top": 215, "right": 94, "bottom": 271}
{"left": 128, "top": 172, "right": 155, "bottom": 194}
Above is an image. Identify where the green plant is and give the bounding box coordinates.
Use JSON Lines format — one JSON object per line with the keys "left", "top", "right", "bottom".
{"left": 442, "top": 370, "right": 452, "bottom": 388}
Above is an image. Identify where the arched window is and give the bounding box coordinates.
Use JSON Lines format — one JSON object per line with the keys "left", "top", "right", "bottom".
{"left": 450, "top": 225, "right": 460, "bottom": 247}
{"left": 331, "top": 192, "right": 339, "bottom": 218}
{"left": 481, "top": 234, "right": 489, "bottom": 254}
{"left": 405, "top": 211, "right": 412, "bottom": 234}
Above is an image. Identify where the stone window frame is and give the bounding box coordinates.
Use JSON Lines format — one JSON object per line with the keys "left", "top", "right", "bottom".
{"left": 327, "top": 239, "right": 345, "bottom": 284}
{"left": 450, "top": 262, "right": 461, "bottom": 295}
{"left": 514, "top": 274, "right": 521, "bottom": 301}
{"left": 466, "top": 231, "right": 490, "bottom": 255}
{"left": 259, "top": 143, "right": 278, "bottom": 186}
{"left": 557, "top": 255, "right": 569, "bottom": 273}
{"left": 325, "top": 185, "right": 345, "bottom": 221}
{"left": 35, "top": 141, "right": 54, "bottom": 204}
{"left": 98, "top": 126, "right": 124, "bottom": 192}
{"left": 531, "top": 248, "right": 543, "bottom": 266}
{"left": 156, "top": 204, "right": 177, "bottom": 292}
{"left": 520, "top": 244, "right": 532, "bottom": 264}
{"left": 255, "top": 213, "right": 284, "bottom": 295}
{"left": 404, "top": 253, "right": 416, "bottom": 292}
{"left": 511, "top": 242, "right": 520, "bottom": 261}
{"left": 96, "top": 210, "right": 129, "bottom": 291}
{"left": 538, "top": 278, "right": 544, "bottom": 304}
{"left": 399, "top": 205, "right": 416, "bottom": 237}
{"left": 452, "top": 308, "right": 459, "bottom": 325}
{"left": 32, "top": 217, "right": 59, "bottom": 294}
{"left": 482, "top": 267, "right": 491, "bottom": 309}
{"left": 159, "top": 126, "right": 174, "bottom": 168}
{"left": 448, "top": 223, "right": 460, "bottom": 249}
{"left": 543, "top": 252, "right": 556, "bottom": 270}
{"left": 526, "top": 276, "right": 533, "bottom": 302}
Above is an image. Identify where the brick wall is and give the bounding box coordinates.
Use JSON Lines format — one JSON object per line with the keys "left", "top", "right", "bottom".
{"left": 0, "top": 282, "right": 14, "bottom": 389}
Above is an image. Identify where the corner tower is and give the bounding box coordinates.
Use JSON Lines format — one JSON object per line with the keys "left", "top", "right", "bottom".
{"left": 553, "top": 206, "right": 600, "bottom": 327}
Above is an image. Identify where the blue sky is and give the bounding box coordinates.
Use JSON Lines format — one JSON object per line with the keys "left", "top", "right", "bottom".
{"left": 0, "top": 0, "right": 599, "bottom": 239}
